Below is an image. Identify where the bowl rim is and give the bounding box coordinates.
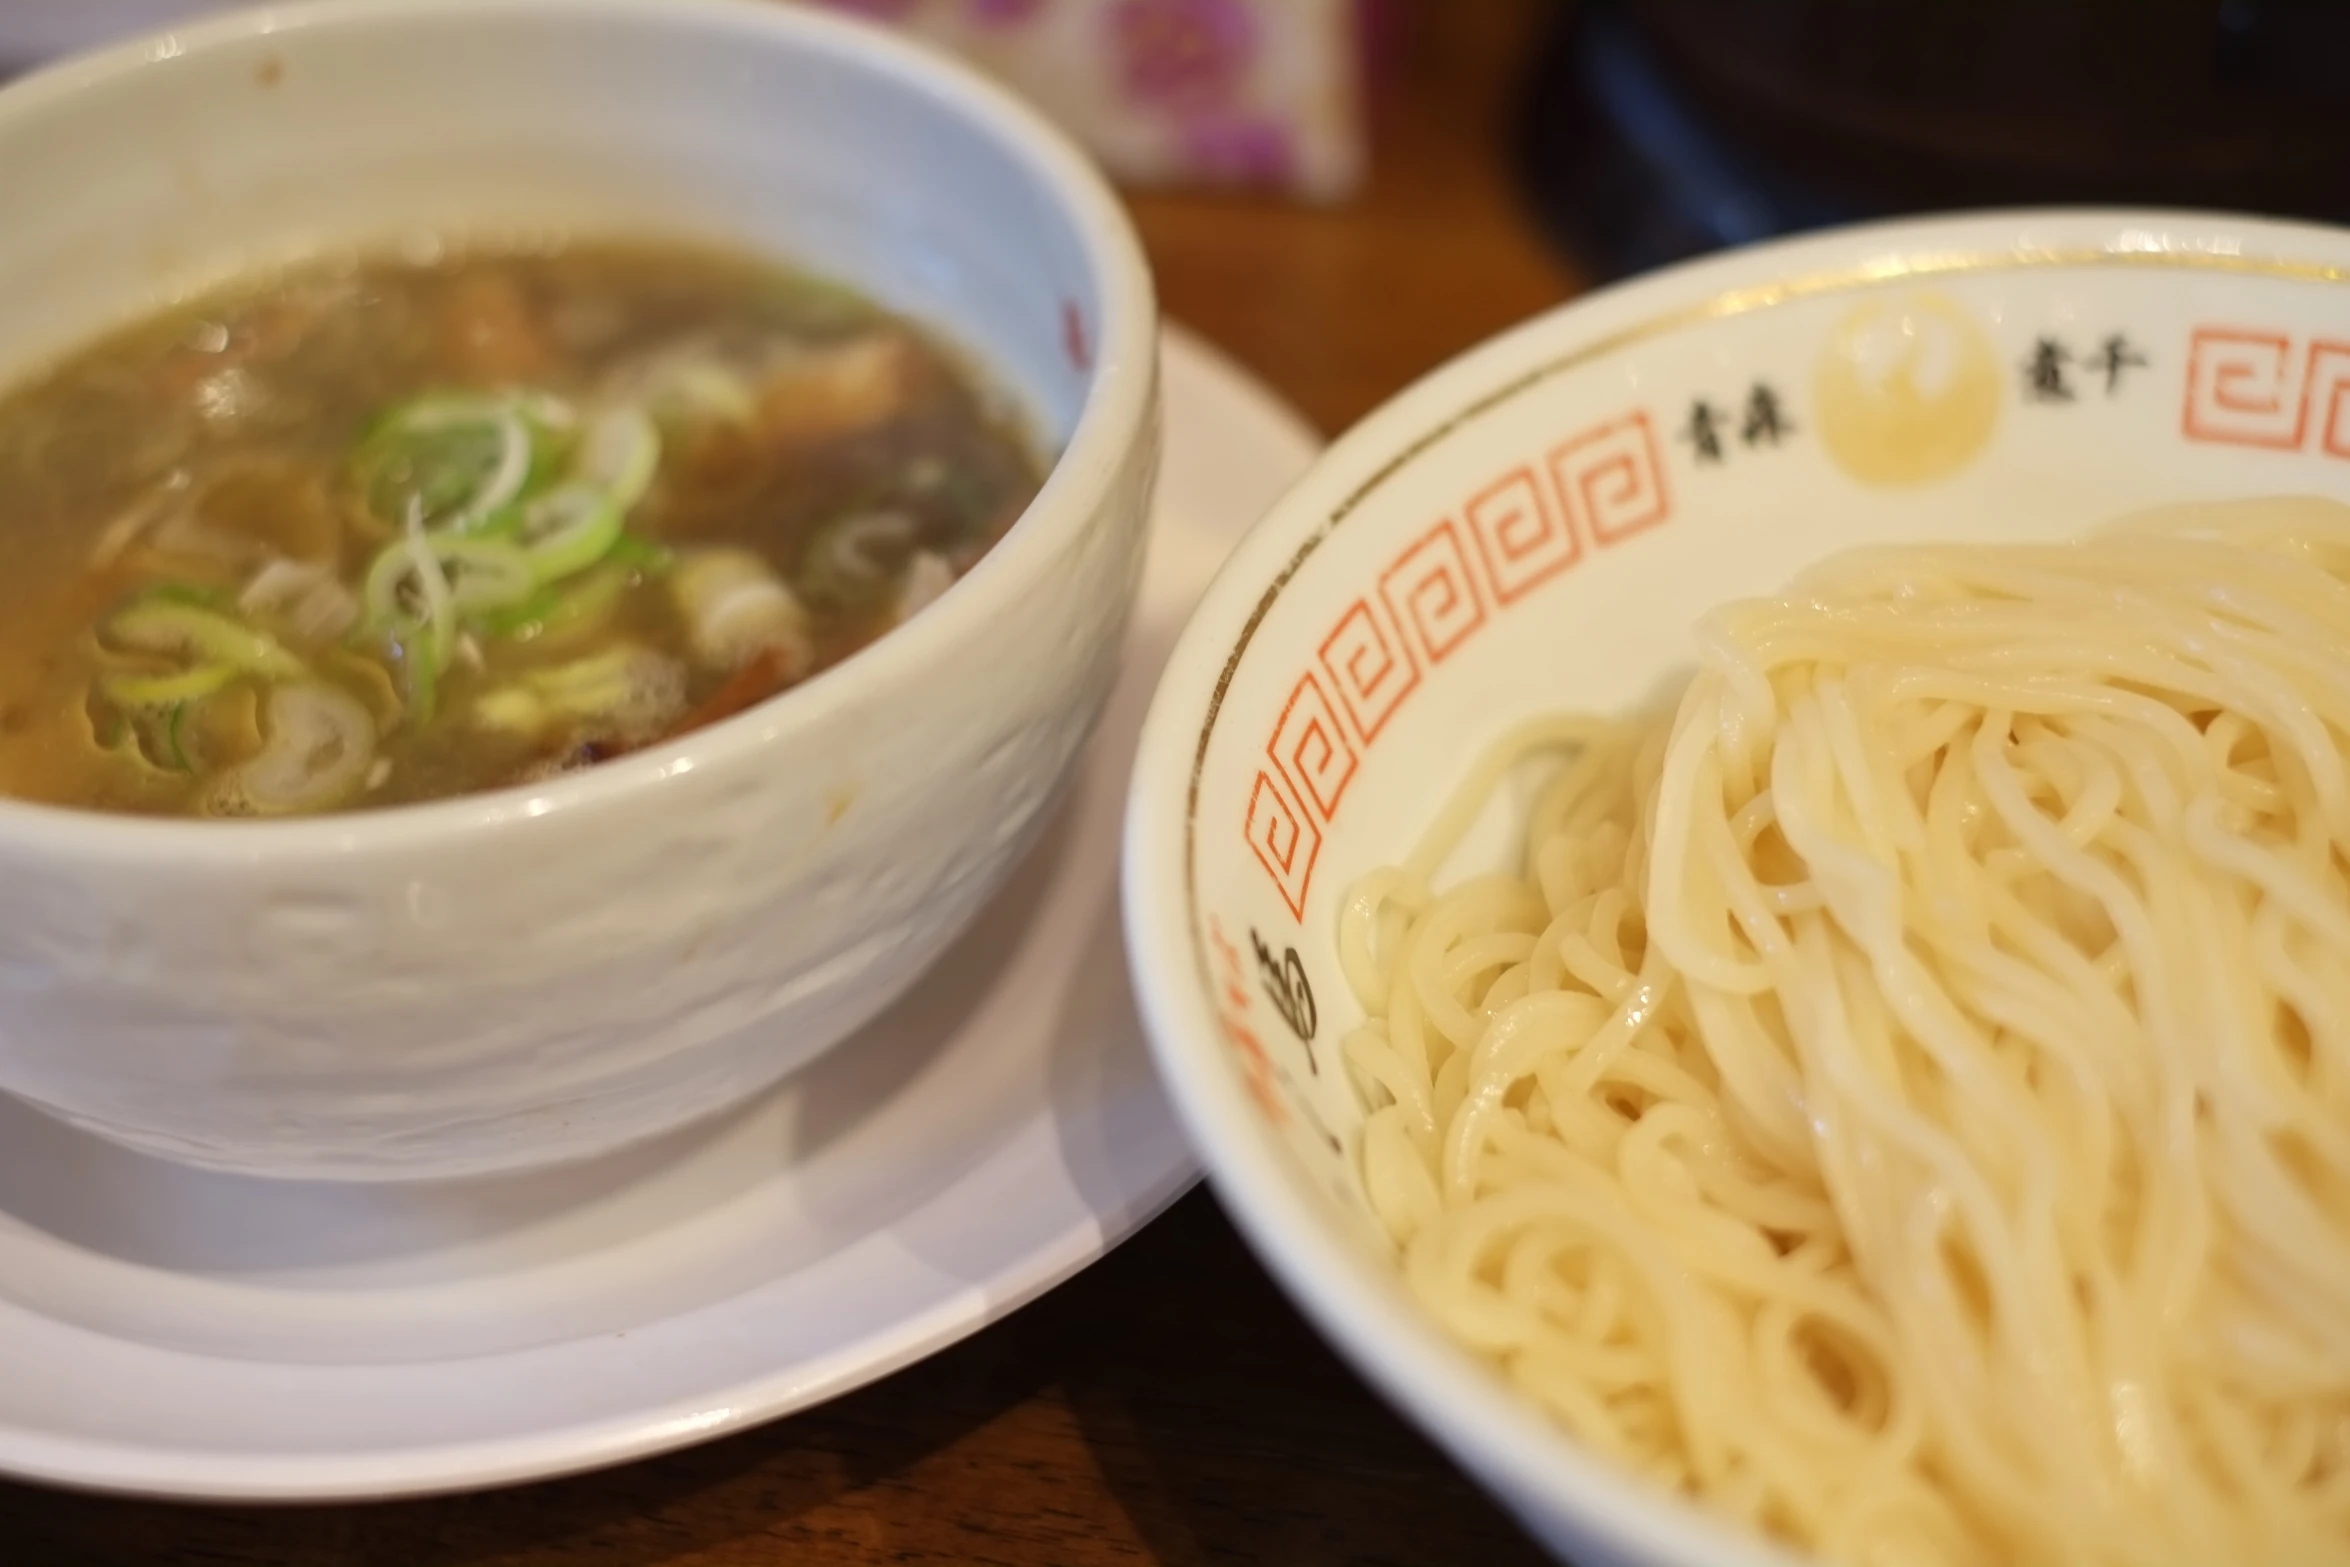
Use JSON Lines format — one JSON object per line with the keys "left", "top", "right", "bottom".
{"left": 1122, "top": 205, "right": 2350, "bottom": 1567}
{"left": 0, "top": 0, "right": 1157, "bottom": 862}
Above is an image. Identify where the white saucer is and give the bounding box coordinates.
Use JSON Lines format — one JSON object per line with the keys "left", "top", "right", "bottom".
{"left": 0, "top": 325, "right": 1320, "bottom": 1502}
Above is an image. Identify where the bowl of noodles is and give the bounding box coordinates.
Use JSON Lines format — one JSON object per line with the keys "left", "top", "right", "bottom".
{"left": 1122, "top": 209, "right": 2350, "bottom": 1567}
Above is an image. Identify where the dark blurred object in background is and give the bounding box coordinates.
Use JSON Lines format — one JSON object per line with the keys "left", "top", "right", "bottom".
{"left": 1520, "top": 0, "right": 2350, "bottom": 279}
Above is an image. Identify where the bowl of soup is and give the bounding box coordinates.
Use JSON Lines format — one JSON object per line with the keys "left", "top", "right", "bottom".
{"left": 0, "top": 0, "right": 1158, "bottom": 1180}
{"left": 1123, "top": 208, "right": 2350, "bottom": 1567}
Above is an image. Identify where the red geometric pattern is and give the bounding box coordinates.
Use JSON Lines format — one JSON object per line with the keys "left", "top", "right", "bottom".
{"left": 1244, "top": 402, "right": 1674, "bottom": 921}
{"left": 1317, "top": 596, "right": 1418, "bottom": 744}
{"left": 1379, "top": 519, "right": 1487, "bottom": 666}
{"left": 1245, "top": 768, "right": 1320, "bottom": 921}
{"left": 1268, "top": 671, "right": 1357, "bottom": 823}
{"left": 1465, "top": 466, "right": 1578, "bottom": 604}
{"left": 2312, "top": 341, "right": 2350, "bottom": 458}
{"left": 2184, "top": 328, "right": 2307, "bottom": 450}
{"left": 1551, "top": 411, "right": 1672, "bottom": 547}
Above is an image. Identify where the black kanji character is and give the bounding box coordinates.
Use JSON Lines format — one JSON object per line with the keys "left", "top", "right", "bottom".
{"left": 1682, "top": 398, "right": 1728, "bottom": 463}
{"left": 2024, "top": 338, "right": 2074, "bottom": 402}
{"left": 1742, "top": 382, "right": 1795, "bottom": 446}
{"left": 2081, "top": 333, "right": 2147, "bottom": 397}
{"left": 1251, "top": 928, "right": 1318, "bottom": 1048}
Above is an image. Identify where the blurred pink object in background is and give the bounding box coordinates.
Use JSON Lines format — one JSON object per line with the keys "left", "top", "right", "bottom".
{"left": 0, "top": 0, "right": 1380, "bottom": 202}
{"left": 796, "top": 0, "right": 1378, "bottom": 200}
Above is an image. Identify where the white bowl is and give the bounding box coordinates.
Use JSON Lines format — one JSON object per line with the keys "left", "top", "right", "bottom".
{"left": 0, "top": 0, "right": 1159, "bottom": 1181}
{"left": 1123, "top": 210, "right": 2350, "bottom": 1567}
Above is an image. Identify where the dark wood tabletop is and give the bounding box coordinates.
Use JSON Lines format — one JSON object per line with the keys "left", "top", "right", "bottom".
{"left": 2, "top": 5, "right": 1587, "bottom": 1563}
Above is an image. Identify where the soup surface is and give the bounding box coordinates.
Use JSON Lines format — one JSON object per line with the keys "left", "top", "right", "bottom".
{"left": 0, "top": 241, "right": 1044, "bottom": 817}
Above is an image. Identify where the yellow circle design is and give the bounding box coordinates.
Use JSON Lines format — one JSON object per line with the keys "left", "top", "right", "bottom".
{"left": 1813, "top": 292, "right": 2003, "bottom": 487}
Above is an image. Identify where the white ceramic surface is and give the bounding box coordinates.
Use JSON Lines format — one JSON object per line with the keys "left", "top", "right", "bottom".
{"left": 0, "top": 0, "right": 1159, "bottom": 1180}
{"left": 0, "top": 324, "right": 1315, "bottom": 1503}
{"left": 0, "top": 4, "right": 232, "bottom": 67}
{"left": 1124, "top": 212, "right": 2350, "bottom": 1567}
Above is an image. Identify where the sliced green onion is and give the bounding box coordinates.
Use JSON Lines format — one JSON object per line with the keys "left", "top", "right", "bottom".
{"left": 208, "top": 682, "right": 376, "bottom": 817}
{"left": 98, "top": 663, "right": 237, "bottom": 709}
{"left": 514, "top": 391, "right": 579, "bottom": 434}
{"left": 441, "top": 537, "right": 535, "bottom": 613}
{"left": 362, "top": 536, "right": 430, "bottom": 638}
{"left": 361, "top": 512, "right": 461, "bottom": 719}
{"left": 476, "top": 559, "right": 634, "bottom": 641}
{"left": 472, "top": 583, "right": 558, "bottom": 640}
{"left": 94, "top": 704, "right": 188, "bottom": 774}
{"left": 610, "top": 531, "right": 676, "bottom": 573}
{"left": 142, "top": 581, "right": 233, "bottom": 611}
{"left": 514, "top": 483, "right": 623, "bottom": 584}
{"left": 515, "top": 391, "right": 581, "bottom": 498}
{"left": 81, "top": 696, "right": 175, "bottom": 778}
{"left": 572, "top": 404, "right": 660, "bottom": 511}
{"left": 364, "top": 532, "right": 533, "bottom": 629}
{"left": 353, "top": 394, "right": 533, "bottom": 534}
{"left": 391, "top": 628, "right": 441, "bottom": 726}
{"left": 104, "top": 594, "right": 306, "bottom": 680}
{"left": 164, "top": 702, "right": 194, "bottom": 773}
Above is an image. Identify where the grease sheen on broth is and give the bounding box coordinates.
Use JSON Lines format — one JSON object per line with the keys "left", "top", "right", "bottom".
{"left": 0, "top": 240, "right": 1046, "bottom": 817}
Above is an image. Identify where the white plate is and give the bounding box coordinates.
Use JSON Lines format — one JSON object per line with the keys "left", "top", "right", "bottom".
{"left": 0, "top": 323, "right": 1319, "bottom": 1503}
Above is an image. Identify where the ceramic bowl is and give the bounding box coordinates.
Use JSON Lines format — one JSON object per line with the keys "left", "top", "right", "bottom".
{"left": 0, "top": 0, "right": 1158, "bottom": 1181}
{"left": 1123, "top": 210, "right": 2350, "bottom": 1567}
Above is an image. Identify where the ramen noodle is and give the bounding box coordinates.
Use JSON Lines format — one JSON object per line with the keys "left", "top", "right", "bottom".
{"left": 1339, "top": 497, "right": 2350, "bottom": 1567}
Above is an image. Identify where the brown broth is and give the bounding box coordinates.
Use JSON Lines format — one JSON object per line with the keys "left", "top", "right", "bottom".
{"left": 0, "top": 241, "right": 1046, "bottom": 816}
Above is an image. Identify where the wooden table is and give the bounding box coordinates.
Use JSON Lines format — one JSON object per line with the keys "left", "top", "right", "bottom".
{"left": 1, "top": 5, "right": 1587, "bottom": 1562}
